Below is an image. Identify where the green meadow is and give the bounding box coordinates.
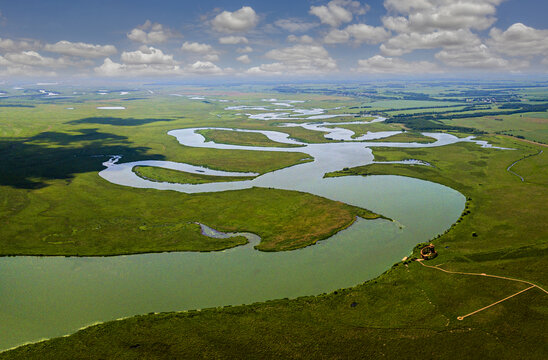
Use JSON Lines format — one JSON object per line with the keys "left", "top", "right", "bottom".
{"left": 0, "top": 83, "right": 547, "bottom": 359}
{"left": 133, "top": 166, "right": 257, "bottom": 185}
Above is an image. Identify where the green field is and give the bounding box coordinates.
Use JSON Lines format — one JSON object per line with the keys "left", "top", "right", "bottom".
{"left": 441, "top": 112, "right": 548, "bottom": 144}
{"left": 196, "top": 128, "right": 303, "bottom": 148}
{"left": 133, "top": 166, "right": 257, "bottom": 184}
{"left": 0, "top": 96, "right": 379, "bottom": 255}
{"left": 4, "top": 134, "right": 546, "bottom": 359}
{"left": 368, "top": 131, "right": 437, "bottom": 143}
{"left": 1, "top": 83, "right": 547, "bottom": 359}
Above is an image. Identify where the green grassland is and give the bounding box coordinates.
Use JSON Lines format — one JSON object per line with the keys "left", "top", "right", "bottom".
{"left": 368, "top": 131, "right": 437, "bottom": 143}
{"left": 0, "top": 96, "right": 380, "bottom": 255}
{"left": 196, "top": 128, "right": 303, "bottom": 148}
{"left": 1, "top": 84, "right": 547, "bottom": 358}
{"left": 3, "top": 134, "right": 546, "bottom": 359}
{"left": 441, "top": 112, "right": 548, "bottom": 144}
{"left": 133, "top": 166, "right": 256, "bottom": 184}
{"left": 325, "top": 121, "right": 404, "bottom": 135}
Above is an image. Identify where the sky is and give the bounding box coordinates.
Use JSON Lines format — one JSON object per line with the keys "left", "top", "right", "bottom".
{"left": 0, "top": 0, "right": 547, "bottom": 81}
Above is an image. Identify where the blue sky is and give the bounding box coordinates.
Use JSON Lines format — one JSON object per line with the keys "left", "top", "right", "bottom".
{"left": 0, "top": 0, "right": 546, "bottom": 80}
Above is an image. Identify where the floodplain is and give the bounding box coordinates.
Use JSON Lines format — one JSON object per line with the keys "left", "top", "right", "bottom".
{"left": 0, "top": 81, "right": 546, "bottom": 359}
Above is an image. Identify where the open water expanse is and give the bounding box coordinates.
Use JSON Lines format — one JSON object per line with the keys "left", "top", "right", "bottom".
{"left": 1, "top": 101, "right": 503, "bottom": 351}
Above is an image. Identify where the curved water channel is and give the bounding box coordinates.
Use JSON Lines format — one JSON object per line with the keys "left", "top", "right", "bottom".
{"left": 1, "top": 103, "right": 505, "bottom": 351}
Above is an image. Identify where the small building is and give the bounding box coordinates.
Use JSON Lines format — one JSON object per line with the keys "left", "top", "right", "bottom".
{"left": 420, "top": 244, "right": 438, "bottom": 260}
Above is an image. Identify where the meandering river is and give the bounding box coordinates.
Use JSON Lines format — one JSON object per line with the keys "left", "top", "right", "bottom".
{"left": 1, "top": 103, "right": 503, "bottom": 351}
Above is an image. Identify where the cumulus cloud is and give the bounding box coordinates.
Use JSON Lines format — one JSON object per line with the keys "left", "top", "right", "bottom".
{"left": 310, "top": 0, "right": 368, "bottom": 27}
{"left": 203, "top": 53, "right": 220, "bottom": 62}
{"left": 236, "top": 54, "right": 251, "bottom": 64}
{"left": 120, "top": 46, "right": 177, "bottom": 65}
{"left": 236, "top": 46, "right": 253, "bottom": 53}
{"left": 247, "top": 44, "right": 337, "bottom": 75}
{"left": 218, "top": 36, "right": 248, "bottom": 45}
{"left": 0, "top": 50, "right": 92, "bottom": 77}
{"left": 324, "top": 24, "right": 390, "bottom": 44}
{"left": 287, "top": 35, "right": 315, "bottom": 44}
{"left": 94, "top": 56, "right": 226, "bottom": 77}
{"left": 181, "top": 41, "right": 214, "bottom": 53}
{"left": 275, "top": 18, "right": 318, "bottom": 32}
{"left": 383, "top": 0, "right": 504, "bottom": 33}
{"left": 324, "top": 29, "right": 350, "bottom": 44}
{"left": 4, "top": 51, "right": 89, "bottom": 68}
{"left": 186, "top": 61, "right": 225, "bottom": 75}
{"left": 181, "top": 42, "right": 220, "bottom": 62}
{"left": 44, "top": 40, "right": 117, "bottom": 58}
{"left": 435, "top": 44, "right": 527, "bottom": 69}
{"left": 355, "top": 55, "right": 440, "bottom": 74}
{"left": 380, "top": 29, "right": 480, "bottom": 56}
{"left": 212, "top": 6, "right": 259, "bottom": 33}
{"left": 0, "top": 37, "right": 41, "bottom": 52}
{"left": 95, "top": 58, "right": 181, "bottom": 76}
{"left": 487, "top": 23, "right": 548, "bottom": 57}
{"left": 0, "top": 56, "right": 57, "bottom": 77}
{"left": 127, "top": 20, "right": 179, "bottom": 44}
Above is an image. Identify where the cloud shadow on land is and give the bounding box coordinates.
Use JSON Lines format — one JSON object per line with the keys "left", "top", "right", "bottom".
{"left": 1, "top": 128, "right": 164, "bottom": 189}
{"left": 66, "top": 117, "right": 177, "bottom": 127}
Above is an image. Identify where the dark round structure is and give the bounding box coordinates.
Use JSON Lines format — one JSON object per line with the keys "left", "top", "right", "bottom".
{"left": 420, "top": 244, "right": 438, "bottom": 260}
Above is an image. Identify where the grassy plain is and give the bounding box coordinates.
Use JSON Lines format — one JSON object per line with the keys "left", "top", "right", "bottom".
{"left": 368, "top": 131, "right": 437, "bottom": 143}
{"left": 0, "top": 95, "right": 378, "bottom": 255}
{"left": 196, "top": 128, "right": 303, "bottom": 147}
{"left": 1, "top": 84, "right": 547, "bottom": 359}
{"left": 441, "top": 112, "right": 548, "bottom": 144}
{"left": 133, "top": 166, "right": 256, "bottom": 184}
{"left": 5, "top": 135, "right": 546, "bottom": 359}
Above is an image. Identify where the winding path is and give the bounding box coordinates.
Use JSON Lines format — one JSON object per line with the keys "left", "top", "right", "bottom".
{"left": 416, "top": 259, "right": 547, "bottom": 320}
{"left": 506, "top": 150, "right": 543, "bottom": 182}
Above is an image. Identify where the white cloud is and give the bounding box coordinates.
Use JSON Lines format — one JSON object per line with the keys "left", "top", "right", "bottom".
{"left": 0, "top": 56, "right": 57, "bottom": 77}
{"left": 44, "top": 40, "right": 117, "bottom": 58}
{"left": 94, "top": 58, "right": 226, "bottom": 77}
{"left": 181, "top": 42, "right": 220, "bottom": 62}
{"left": 236, "top": 46, "right": 253, "bottom": 53}
{"left": 247, "top": 44, "right": 337, "bottom": 75}
{"left": 120, "top": 46, "right": 177, "bottom": 65}
{"left": 203, "top": 53, "right": 220, "bottom": 62}
{"left": 324, "top": 29, "right": 350, "bottom": 44}
{"left": 127, "top": 20, "right": 179, "bottom": 44}
{"left": 219, "top": 36, "right": 249, "bottom": 45}
{"left": 435, "top": 44, "right": 525, "bottom": 69}
{"left": 0, "top": 50, "right": 92, "bottom": 77}
{"left": 346, "top": 24, "right": 391, "bottom": 44}
{"left": 383, "top": 0, "right": 504, "bottom": 32}
{"left": 380, "top": 29, "right": 480, "bottom": 56}
{"left": 236, "top": 54, "right": 251, "bottom": 64}
{"left": 181, "top": 41, "right": 214, "bottom": 53}
{"left": 275, "top": 18, "right": 318, "bottom": 32}
{"left": 324, "top": 24, "right": 390, "bottom": 44}
{"left": 0, "top": 38, "right": 41, "bottom": 52}
{"left": 212, "top": 6, "right": 259, "bottom": 33}
{"left": 355, "top": 55, "right": 440, "bottom": 74}
{"left": 287, "top": 35, "right": 315, "bottom": 44}
{"left": 95, "top": 57, "right": 182, "bottom": 77}
{"left": 488, "top": 23, "right": 548, "bottom": 57}
{"left": 310, "top": 0, "right": 368, "bottom": 27}
{"left": 185, "top": 61, "right": 224, "bottom": 75}
{"left": 4, "top": 51, "right": 88, "bottom": 68}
